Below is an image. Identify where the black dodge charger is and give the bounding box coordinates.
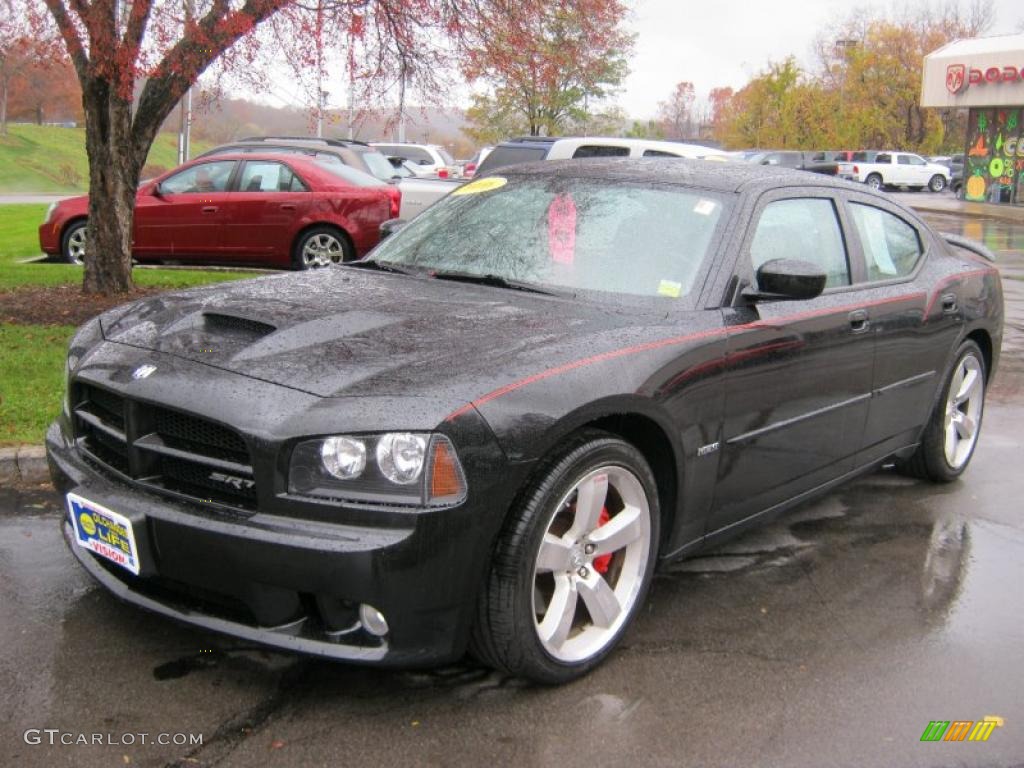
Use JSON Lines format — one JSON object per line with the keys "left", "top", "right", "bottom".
{"left": 47, "top": 160, "right": 1003, "bottom": 683}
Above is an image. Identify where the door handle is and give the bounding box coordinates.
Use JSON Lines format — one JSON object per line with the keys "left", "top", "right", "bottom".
{"left": 941, "top": 293, "right": 958, "bottom": 314}
{"left": 280, "top": 204, "right": 296, "bottom": 211}
{"left": 848, "top": 309, "right": 870, "bottom": 333}
{"left": 201, "top": 206, "right": 218, "bottom": 214}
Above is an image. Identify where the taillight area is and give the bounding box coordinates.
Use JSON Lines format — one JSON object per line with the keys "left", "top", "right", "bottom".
{"left": 385, "top": 186, "right": 401, "bottom": 218}
{"left": 437, "top": 168, "right": 449, "bottom": 179}
{"left": 464, "top": 163, "right": 477, "bottom": 178}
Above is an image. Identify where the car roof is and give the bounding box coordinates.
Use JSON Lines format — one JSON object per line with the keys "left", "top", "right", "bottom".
{"left": 203, "top": 138, "right": 378, "bottom": 155}
{"left": 493, "top": 157, "right": 875, "bottom": 195}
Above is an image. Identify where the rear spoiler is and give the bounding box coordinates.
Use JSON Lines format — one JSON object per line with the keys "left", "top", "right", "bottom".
{"left": 940, "top": 232, "right": 996, "bottom": 263}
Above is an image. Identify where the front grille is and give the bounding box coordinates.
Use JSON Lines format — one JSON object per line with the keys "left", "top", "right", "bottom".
{"left": 72, "top": 382, "right": 257, "bottom": 512}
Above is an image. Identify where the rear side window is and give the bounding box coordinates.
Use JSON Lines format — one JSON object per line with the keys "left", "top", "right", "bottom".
{"left": 239, "top": 161, "right": 307, "bottom": 192}
{"left": 475, "top": 145, "right": 548, "bottom": 174}
{"left": 750, "top": 198, "right": 850, "bottom": 288}
{"left": 572, "top": 145, "right": 630, "bottom": 158}
{"left": 848, "top": 204, "right": 922, "bottom": 280}
{"left": 875, "top": 153, "right": 892, "bottom": 164}
{"left": 642, "top": 149, "right": 682, "bottom": 157}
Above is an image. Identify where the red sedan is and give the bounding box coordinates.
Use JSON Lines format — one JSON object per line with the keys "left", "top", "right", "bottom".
{"left": 39, "top": 153, "right": 401, "bottom": 269}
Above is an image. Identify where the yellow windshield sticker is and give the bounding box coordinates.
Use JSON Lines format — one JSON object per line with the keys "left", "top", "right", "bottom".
{"left": 452, "top": 177, "right": 508, "bottom": 196}
{"left": 658, "top": 280, "right": 682, "bottom": 298}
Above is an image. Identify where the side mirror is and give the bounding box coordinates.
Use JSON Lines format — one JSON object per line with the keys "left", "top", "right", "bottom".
{"left": 379, "top": 218, "right": 407, "bottom": 240}
{"left": 152, "top": 182, "right": 164, "bottom": 197}
{"left": 746, "top": 258, "right": 827, "bottom": 301}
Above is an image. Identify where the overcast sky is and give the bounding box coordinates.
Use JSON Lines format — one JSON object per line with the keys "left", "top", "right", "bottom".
{"left": 620, "top": 0, "right": 1024, "bottom": 119}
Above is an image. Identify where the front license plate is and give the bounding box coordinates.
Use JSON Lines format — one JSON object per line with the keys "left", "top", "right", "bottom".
{"left": 67, "top": 492, "right": 141, "bottom": 575}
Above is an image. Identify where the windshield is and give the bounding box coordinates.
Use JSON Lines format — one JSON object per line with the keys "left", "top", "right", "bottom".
{"left": 361, "top": 151, "right": 401, "bottom": 180}
{"left": 369, "top": 175, "right": 728, "bottom": 300}
{"left": 317, "top": 161, "right": 387, "bottom": 187}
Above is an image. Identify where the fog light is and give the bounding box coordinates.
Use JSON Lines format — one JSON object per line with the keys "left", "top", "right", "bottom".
{"left": 359, "top": 603, "right": 389, "bottom": 637}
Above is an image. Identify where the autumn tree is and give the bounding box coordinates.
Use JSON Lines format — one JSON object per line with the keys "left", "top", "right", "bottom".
{"left": 462, "top": 0, "right": 633, "bottom": 138}
{"left": 0, "top": 3, "right": 50, "bottom": 135}
{"left": 657, "top": 81, "right": 695, "bottom": 139}
{"left": 7, "top": 57, "right": 82, "bottom": 124}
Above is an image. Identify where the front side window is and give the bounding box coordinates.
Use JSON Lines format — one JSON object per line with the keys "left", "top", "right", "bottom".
{"left": 371, "top": 176, "right": 728, "bottom": 300}
{"left": 643, "top": 149, "right": 682, "bottom": 158}
{"left": 749, "top": 198, "right": 850, "bottom": 288}
{"left": 239, "top": 161, "right": 306, "bottom": 192}
{"left": 848, "top": 203, "right": 922, "bottom": 280}
{"left": 161, "top": 161, "right": 236, "bottom": 194}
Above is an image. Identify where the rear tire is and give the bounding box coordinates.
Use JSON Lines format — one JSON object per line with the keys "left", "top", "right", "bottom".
{"left": 928, "top": 174, "right": 947, "bottom": 193}
{"left": 865, "top": 173, "right": 883, "bottom": 191}
{"left": 469, "top": 431, "right": 659, "bottom": 684}
{"left": 61, "top": 220, "right": 88, "bottom": 265}
{"left": 898, "top": 340, "right": 986, "bottom": 482}
{"left": 291, "top": 226, "right": 352, "bottom": 270}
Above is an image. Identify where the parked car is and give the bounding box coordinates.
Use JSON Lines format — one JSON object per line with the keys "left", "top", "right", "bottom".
{"left": 463, "top": 146, "right": 494, "bottom": 178}
{"left": 199, "top": 137, "right": 399, "bottom": 183}
{"left": 744, "top": 150, "right": 839, "bottom": 175}
{"left": 475, "top": 136, "right": 726, "bottom": 175}
{"left": 371, "top": 142, "right": 458, "bottom": 177}
{"left": 837, "top": 151, "right": 951, "bottom": 192}
{"left": 39, "top": 154, "right": 400, "bottom": 269}
{"left": 48, "top": 159, "right": 1001, "bottom": 683}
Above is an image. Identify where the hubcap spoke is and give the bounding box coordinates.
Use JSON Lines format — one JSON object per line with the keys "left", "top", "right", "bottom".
{"left": 955, "top": 413, "right": 976, "bottom": 440}
{"left": 570, "top": 473, "right": 608, "bottom": 536}
{"left": 538, "top": 574, "right": 578, "bottom": 648}
{"left": 577, "top": 572, "right": 621, "bottom": 629}
{"left": 536, "top": 534, "right": 574, "bottom": 573}
{"left": 955, "top": 368, "right": 979, "bottom": 404}
{"left": 588, "top": 504, "right": 644, "bottom": 557}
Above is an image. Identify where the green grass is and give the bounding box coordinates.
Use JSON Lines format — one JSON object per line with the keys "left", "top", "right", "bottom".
{"left": 0, "top": 124, "right": 210, "bottom": 193}
{"left": 0, "top": 323, "right": 76, "bottom": 445}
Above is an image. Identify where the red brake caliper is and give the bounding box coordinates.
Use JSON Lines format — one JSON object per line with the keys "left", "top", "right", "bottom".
{"left": 593, "top": 508, "right": 612, "bottom": 574}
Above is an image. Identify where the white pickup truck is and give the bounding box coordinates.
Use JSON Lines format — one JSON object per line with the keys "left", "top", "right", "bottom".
{"left": 837, "top": 151, "right": 951, "bottom": 192}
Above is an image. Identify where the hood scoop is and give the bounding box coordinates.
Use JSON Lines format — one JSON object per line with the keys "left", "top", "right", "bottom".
{"left": 201, "top": 312, "right": 277, "bottom": 339}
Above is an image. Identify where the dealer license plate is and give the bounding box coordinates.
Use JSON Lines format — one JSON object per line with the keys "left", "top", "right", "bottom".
{"left": 67, "top": 492, "right": 140, "bottom": 575}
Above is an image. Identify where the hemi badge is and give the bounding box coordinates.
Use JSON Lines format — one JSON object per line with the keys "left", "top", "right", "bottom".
{"left": 697, "top": 441, "right": 720, "bottom": 457}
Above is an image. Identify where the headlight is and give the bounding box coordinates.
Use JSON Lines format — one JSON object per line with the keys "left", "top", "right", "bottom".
{"left": 321, "top": 436, "right": 367, "bottom": 480}
{"left": 44, "top": 202, "right": 58, "bottom": 224}
{"left": 288, "top": 432, "right": 467, "bottom": 507}
{"left": 376, "top": 432, "right": 427, "bottom": 484}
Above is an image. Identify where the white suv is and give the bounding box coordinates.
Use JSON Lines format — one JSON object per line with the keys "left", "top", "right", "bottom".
{"left": 371, "top": 143, "right": 457, "bottom": 177}
{"left": 475, "top": 137, "right": 726, "bottom": 175}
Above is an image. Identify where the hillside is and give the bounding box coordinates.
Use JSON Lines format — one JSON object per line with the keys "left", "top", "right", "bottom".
{"left": 0, "top": 125, "right": 209, "bottom": 194}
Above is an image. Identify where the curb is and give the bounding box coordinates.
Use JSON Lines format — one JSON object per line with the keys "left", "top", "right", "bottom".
{"left": 0, "top": 446, "right": 49, "bottom": 485}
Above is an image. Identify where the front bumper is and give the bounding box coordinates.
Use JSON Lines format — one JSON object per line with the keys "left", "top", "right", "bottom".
{"left": 47, "top": 419, "right": 519, "bottom": 667}
{"left": 39, "top": 219, "right": 60, "bottom": 256}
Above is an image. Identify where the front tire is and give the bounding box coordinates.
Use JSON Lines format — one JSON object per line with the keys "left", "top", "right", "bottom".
{"left": 292, "top": 226, "right": 352, "bottom": 270}
{"left": 61, "top": 220, "right": 88, "bottom": 265}
{"left": 898, "top": 340, "right": 986, "bottom": 482}
{"left": 470, "top": 432, "right": 659, "bottom": 684}
{"left": 865, "top": 173, "right": 883, "bottom": 191}
{"left": 929, "top": 174, "right": 947, "bottom": 193}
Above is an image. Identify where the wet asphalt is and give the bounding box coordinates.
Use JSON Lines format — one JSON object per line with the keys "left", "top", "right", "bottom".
{"left": 2, "top": 211, "right": 1023, "bottom": 768}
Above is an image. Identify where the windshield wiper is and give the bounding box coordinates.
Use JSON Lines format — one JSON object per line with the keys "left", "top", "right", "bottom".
{"left": 345, "top": 259, "right": 415, "bottom": 276}
{"left": 429, "top": 270, "right": 560, "bottom": 296}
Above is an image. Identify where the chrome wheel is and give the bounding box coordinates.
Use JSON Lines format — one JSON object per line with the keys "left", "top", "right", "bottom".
{"left": 301, "top": 232, "right": 344, "bottom": 267}
{"left": 866, "top": 175, "right": 883, "bottom": 190}
{"left": 944, "top": 353, "right": 983, "bottom": 469}
{"left": 66, "top": 224, "right": 87, "bottom": 264}
{"left": 929, "top": 175, "right": 947, "bottom": 193}
{"left": 531, "top": 465, "right": 651, "bottom": 663}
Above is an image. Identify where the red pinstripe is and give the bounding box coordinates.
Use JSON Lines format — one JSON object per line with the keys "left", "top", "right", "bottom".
{"left": 445, "top": 274, "right": 995, "bottom": 421}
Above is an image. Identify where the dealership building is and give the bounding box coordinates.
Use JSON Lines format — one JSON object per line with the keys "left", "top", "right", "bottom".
{"left": 922, "top": 32, "right": 1024, "bottom": 205}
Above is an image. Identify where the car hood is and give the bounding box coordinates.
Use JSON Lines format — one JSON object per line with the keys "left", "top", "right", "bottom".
{"left": 99, "top": 268, "right": 665, "bottom": 400}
